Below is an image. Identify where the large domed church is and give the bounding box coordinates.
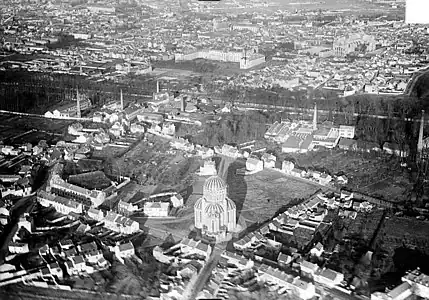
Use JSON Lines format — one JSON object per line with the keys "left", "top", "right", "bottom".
{"left": 194, "top": 175, "right": 237, "bottom": 242}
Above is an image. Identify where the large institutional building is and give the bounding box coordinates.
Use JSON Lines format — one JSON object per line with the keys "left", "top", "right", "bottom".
{"left": 265, "top": 103, "right": 356, "bottom": 153}
{"left": 332, "top": 33, "right": 376, "bottom": 57}
{"left": 194, "top": 175, "right": 237, "bottom": 242}
{"left": 175, "top": 49, "right": 265, "bottom": 69}
{"left": 47, "top": 163, "right": 116, "bottom": 207}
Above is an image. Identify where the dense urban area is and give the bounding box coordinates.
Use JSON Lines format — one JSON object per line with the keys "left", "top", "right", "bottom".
{"left": 0, "top": 0, "right": 428, "bottom": 300}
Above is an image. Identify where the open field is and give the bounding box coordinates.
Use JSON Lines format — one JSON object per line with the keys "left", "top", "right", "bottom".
{"left": 368, "top": 216, "right": 429, "bottom": 290}
{"left": 231, "top": 169, "right": 322, "bottom": 224}
{"left": 326, "top": 210, "right": 429, "bottom": 291}
{"left": 92, "top": 145, "right": 128, "bottom": 159}
{"left": 110, "top": 134, "right": 201, "bottom": 190}
{"left": 151, "top": 67, "right": 201, "bottom": 78}
{"left": 376, "top": 217, "right": 429, "bottom": 256}
{"left": 0, "top": 114, "right": 75, "bottom": 144}
{"left": 339, "top": 209, "right": 385, "bottom": 242}
{"left": 183, "top": 159, "right": 321, "bottom": 225}
{"left": 289, "top": 149, "right": 411, "bottom": 202}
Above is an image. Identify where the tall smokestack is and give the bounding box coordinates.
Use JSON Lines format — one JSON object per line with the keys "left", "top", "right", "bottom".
{"left": 156, "top": 81, "right": 160, "bottom": 93}
{"left": 76, "top": 88, "right": 81, "bottom": 118}
{"left": 120, "top": 89, "right": 124, "bottom": 110}
{"left": 181, "top": 96, "right": 186, "bottom": 112}
{"left": 418, "top": 110, "right": 425, "bottom": 153}
{"left": 313, "top": 102, "right": 317, "bottom": 130}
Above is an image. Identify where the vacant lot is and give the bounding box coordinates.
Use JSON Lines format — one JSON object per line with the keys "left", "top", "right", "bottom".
{"left": 183, "top": 158, "right": 321, "bottom": 229}
{"left": 68, "top": 171, "right": 112, "bottom": 190}
{"left": 111, "top": 135, "right": 201, "bottom": 191}
{"left": 92, "top": 145, "right": 128, "bottom": 159}
{"left": 0, "top": 114, "right": 76, "bottom": 145}
{"left": 288, "top": 149, "right": 411, "bottom": 202}
{"left": 235, "top": 169, "right": 321, "bottom": 223}
{"left": 376, "top": 217, "right": 429, "bottom": 255}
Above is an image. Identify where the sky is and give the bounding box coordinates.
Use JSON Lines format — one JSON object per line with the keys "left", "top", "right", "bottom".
{"left": 406, "top": 0, "right": 429, "bottom": 24}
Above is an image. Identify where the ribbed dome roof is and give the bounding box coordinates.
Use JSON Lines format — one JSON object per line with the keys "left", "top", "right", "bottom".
{"left": 226, "top": 198, "right": 236, "bottom": 210}
{"left": 194, "top": 197, "right": 204, "bottom": 210}
{"left": 204, "top": 202, "right": 224, "bottom": 216}
{"left": 204, "top": 175, "right": 227, "bottom": 193}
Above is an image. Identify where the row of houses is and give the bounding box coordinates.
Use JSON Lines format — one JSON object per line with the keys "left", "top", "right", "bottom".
{"left": 220, "top": 250, "right": 344, "bottom": 299}
{"left": 117, "top": 191, "right": 184, "bottom": 217}
{"left": 169, "top": 237, "right": 212, "bottom": 260}
{"left": 338, "top": 138, "right": 410, "bottom": 157}
{"left": 37, "top": 191, "right": 83, "bottom": 215}
{"left": 88, "top": 209, "right": 140, "bottom": 235}
{"left": 371, "top": 268, "right": 429, "bottom": 300}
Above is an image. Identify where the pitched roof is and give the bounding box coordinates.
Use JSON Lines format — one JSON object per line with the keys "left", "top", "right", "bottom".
{"left": 195, "top": 242, "right": 209, "bottom": 252}
{"left": 283, "top": 136, "right": 302, "bottom": 148}
{"left": 72, "top": 255, "right": 85, "bottom": 264}
{"left": 118, "top": 242, "right": 134, "bottom": 252}
{"left": 320, "top": 268, "right": 340, "bottom": 281}
{"left": 301, "top": 260, "right": 319, "bottom": 272}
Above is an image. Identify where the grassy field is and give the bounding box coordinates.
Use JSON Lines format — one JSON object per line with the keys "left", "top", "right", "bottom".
{"left": 0, "top": 114, "right": 75, "bottom": 145}
{"left": 232, "top": 169, "right": 321, "bottom": 224}
{"left": 376, "top": 217, "right": 429, "bottom": 255}
{"left": 92, "top": 145, "right": 128, "bottom": 159}
{"left": 288, "top": 149, "right": 411, "bottom": 202}
{"left": 182, "top": 159, "right": 321, "bottom": 226}
{"left": 111, "top": 135, "right": 201, "bottom": 190}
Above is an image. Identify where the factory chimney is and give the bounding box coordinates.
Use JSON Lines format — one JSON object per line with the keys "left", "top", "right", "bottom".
{"left": 76, "top": 88, "right": 81, "bottom": 118}
{"left": 156, "top": 80, "right": 160, "bottom": 93}
{"left": 313, "top": 102, "right": 317, "bottom": 130}
{"left": 120, "top": 89, "right": 124, "bottom": 111}
{"left": 181, "top": 96, "right": 186, "bottom": 112}
{"left": 417, "top": 110, "right": 425, "bottom": 153}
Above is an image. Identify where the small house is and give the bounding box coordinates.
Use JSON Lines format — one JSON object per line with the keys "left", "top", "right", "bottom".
{"left": 69, "top": 255, "right": 86, "bottom": 273}
{"left": 300, "top": 260, "right": 319, "bottom": 277}
{"left": 116, "top": 242, "right": 135, "bottom": 258}
{"left": 290, "top": 168, "right": 306, "bottom": 178}
{"left": 48, "top": 262, "right": 63, "bottom": 278}
{"left": 315, "top": 268, "right": 344, "bottom": 288}
{"left": 170, "top": 194, "right": 184, "bottom": 208}
{"left": 310, "top": 242, "right": 324, "bottom": 257}
{"left": 59, "top": 239, "right": 74, "bottom": 250}
{"left": 8, "top": 242, "right": 29, "bottom": 254}
{"left": 246, "top": 157, "right": 264, "bottom": 172}
{"left": 282, "top": 160, "right": 295, "bottom": 174}
{"left": 277, "top": 252, "right": 293, "bottom": 266}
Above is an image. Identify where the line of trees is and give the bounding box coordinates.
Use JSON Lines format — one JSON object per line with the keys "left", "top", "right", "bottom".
{"left": 0, "top": 70, "right": 158, "bottom": 113}
{"left": 215, "top": 86, "right": 426, "bottom": 121}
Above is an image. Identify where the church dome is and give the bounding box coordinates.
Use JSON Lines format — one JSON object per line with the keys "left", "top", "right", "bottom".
{"left": 204, "top": 175, "right": 227, "bottom": 194}
{"left": 194, "top": 197, "right": 204, "bottom": 210}
{"left": 204, "top": 202, "right": 224, "bottom": 216}
{"left": 226, "top": 198, "right": 236, "bottom": 210}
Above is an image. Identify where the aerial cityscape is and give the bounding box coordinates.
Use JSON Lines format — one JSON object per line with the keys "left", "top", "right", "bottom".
{"left": 0, "top": 0, "right": 428, "bottom": 299}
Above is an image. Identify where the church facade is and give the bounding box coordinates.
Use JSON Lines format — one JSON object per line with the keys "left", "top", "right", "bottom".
{"left": 194, "top": 175, "right": 237, "bottom": 242}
